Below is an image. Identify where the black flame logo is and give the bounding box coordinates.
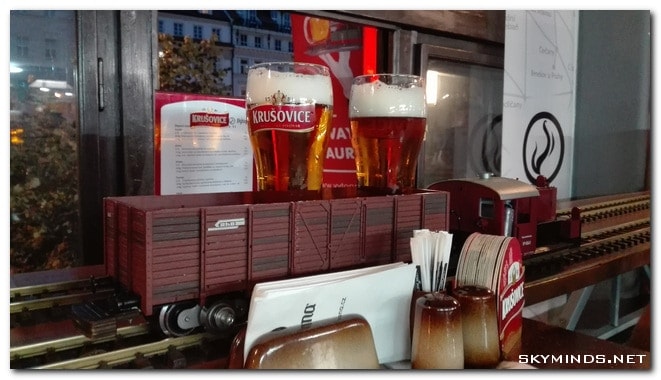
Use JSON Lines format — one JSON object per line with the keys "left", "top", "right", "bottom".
{"left": 531, "top": 120, "right": 555, "bottom": 174}
{"left": 523, "top": 112, "right": 564, "bottom": 184}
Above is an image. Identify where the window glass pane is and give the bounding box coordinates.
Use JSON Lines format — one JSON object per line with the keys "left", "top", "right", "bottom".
{"left": 193, "top": 25, "right": 203, "bottom": 39}
{"left": 155, "top": 10, "right": 380, "bottom": 193}
{"left": 10, "top": 10, "right": 80, "bottom": 274}
{"left": 174, "top": 22, "right": 183, "bottom": 36}
{"left": 157, "top": 10, "right": 295, "bottom": 97}
{"left": 421, "top": 60, "right": 503, "bottom": 186}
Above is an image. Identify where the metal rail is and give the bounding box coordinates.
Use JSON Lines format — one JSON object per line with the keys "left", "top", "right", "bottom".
{"left": 10, "top": 289, "right": 115, "bottom": 314}
{"left": 32, "top": 333, "right": 217, "bottom": 369}
{"left": 10, "top": 276, "right": 116, "bottom": 314}
{"left": 525, "top": 222, "right": 650, "bottom": 279}
{"left": 524, "top": 191, "right": 650, "bottom": 305}
{"left": 556, "top": 194, "right": 650, "bottom": 216}
{"left": 11, "top": 323, "right": 151, "bottom": 361}
{"left": 11, "top": 276, "right": 113, "bottom": 299}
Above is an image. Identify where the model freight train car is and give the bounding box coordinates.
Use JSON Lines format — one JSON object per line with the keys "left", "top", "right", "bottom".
{"left": 99, "top": 189, "right": 449, "bottom": 337}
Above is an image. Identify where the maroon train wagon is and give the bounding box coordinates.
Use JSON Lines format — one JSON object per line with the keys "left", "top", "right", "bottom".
{"left": 103, "top": 189, "right": 449, "bottom": 336}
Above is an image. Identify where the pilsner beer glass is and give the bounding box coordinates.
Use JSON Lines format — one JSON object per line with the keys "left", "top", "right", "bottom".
{"left": 349, "top": 74, "right": 426, "bottom": 195}
{"left": 246, "top": 62, "right": 333, "bottom": 191}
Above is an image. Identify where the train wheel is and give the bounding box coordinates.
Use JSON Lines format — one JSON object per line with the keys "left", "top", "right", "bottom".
{"left": 200, "top": 302, "right": 236, "bottom": 333}
{"left": 158, "top": 302, "right": 198, "bottom": 337}
{"left": 198, "top": 296, "right": 249, "bottom": 336}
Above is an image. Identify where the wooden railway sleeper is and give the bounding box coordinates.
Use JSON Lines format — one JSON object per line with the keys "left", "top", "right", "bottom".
{"left": 132, "top": 352, "right": 153, "bottom": 369}
{"left": 166, "top": 346, "right": 187, "bottom": 369}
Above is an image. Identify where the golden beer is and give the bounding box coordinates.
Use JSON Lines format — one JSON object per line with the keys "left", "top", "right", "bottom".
{"left": 246, "top": 62, "right": 333, "bottom": 191}
{"left": 349, "top": 74, "right": 427, "bottom": 194}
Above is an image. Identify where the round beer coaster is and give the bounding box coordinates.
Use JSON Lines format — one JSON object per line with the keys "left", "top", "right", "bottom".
{"left": 456, "top": 232, "right": 479, "bottom": 286}
{"left": 467, "top": 233, "right": 487, "bottom": 286}
{"left": 455, "top": 235, "right": 467, "bottom": 285}
{"left": 491, "top": 236, "right": 511, "bottom": 292}
{"left": 485, "top": 235, "right": 504, "bottom": 288}
{"left": 473, "top": 236, "right": 486, "bottom": 288}
{"left": 477, "top": 235, "right": 495, "bottom": 289}
{"left": 475, "top": 234, "right": 495, "bottom": 289}
{"left": 491, "top": 237, "right": 506, "bottom": 291}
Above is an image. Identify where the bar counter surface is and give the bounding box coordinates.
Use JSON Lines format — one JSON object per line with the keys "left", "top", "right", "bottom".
{"left": 521, "top": 318, "right": 650, "bottom": 369}
{"left": 383, "top": 317, "right": 650, "bottom": 370}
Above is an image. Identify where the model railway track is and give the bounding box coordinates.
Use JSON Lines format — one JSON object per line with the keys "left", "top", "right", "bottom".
{"left": 525, "top": 191, "right": 650, "bottom": 285}
{"left": 524, "top": 222, "right": 650, "bottom": 282}
{"left": 11, "top": 305, "right": 234, "bottom": 369}
{"left": 30, "top": 332, "right": 228, "bottom": 369}
{"left": 577, "top": 199, "right": 649, "bottom": 222}
{"left": 556, "top": 193, "right": 650, "bottom": 216}
{"left": 524, "top": 192, "right": 650, "bottom": 305}
{"left": 10, "top": 276, "right": 116, "bottom": 314}
{"left": 557, "top": 194, "right": 649, "bottom": 235}
{"left": 9, "top": 272, "right": 243, "bottom": 369}
{"left": 10, "top": 318, "right": 151, "bottom": 362}
{"left": 524, "top": 190, "right": 651, "bottom": 282}
{"left": 582, "top": 218, "right": 651, "bottom": 241}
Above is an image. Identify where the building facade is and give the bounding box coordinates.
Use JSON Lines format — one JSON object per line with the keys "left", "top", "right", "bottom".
{"left": 158, "top": 10, "right": 293, "bottom": 97}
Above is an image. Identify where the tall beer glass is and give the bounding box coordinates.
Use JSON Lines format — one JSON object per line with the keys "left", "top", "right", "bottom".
{"left": 349, "top": 74, "right": 426, "bottom": 194}
{"left": 246, "top": 62, "right": 333, "bottom": 191}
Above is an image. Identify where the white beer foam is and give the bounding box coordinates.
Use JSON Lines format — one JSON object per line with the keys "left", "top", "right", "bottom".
{"left": 247, "top": 66, "right": 333, "bottom": 105}
{"left": 349, "top": 80, "right": 426, "bottom": 118}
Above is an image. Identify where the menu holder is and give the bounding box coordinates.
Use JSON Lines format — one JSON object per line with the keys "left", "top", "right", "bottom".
{"left": 244, "top": 262, "right": 417, "bottom": 365}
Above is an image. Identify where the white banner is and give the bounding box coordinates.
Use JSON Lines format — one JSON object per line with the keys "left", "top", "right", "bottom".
{"left": 502, "top": 10, "right": 579, "bottom": 199}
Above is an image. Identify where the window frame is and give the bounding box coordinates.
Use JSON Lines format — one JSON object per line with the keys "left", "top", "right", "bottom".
{"left": 12, "top": 9, "right": 509, "bottom": 285}
{"left": 173, "top": 22, "right": 183, "bottom": 36}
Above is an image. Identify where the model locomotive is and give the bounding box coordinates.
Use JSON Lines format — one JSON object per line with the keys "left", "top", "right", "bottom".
{"left": 428, "top": 174, "right": 581, "bottom": 273}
